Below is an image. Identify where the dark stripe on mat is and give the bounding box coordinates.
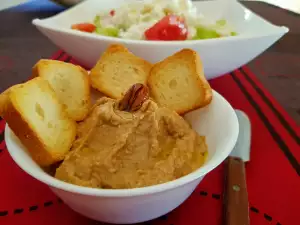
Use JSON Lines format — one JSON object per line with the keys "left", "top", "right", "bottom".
{"left": 240, "top": 68, "right": 300, "bottom": 145}
{"left": 231, "top": 72, "right": 300, "bottom": 176}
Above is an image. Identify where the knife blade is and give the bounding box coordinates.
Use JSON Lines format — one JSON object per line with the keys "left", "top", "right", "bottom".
{"left": 224, "top": 110, "right": 251, "bottom": 225}
{"left": 230, "top": 110, "right": 251, "bottom": 162}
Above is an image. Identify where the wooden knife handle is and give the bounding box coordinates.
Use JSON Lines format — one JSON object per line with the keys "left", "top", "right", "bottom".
{"left": 224, "top": 156, "right": 249, "bottom": 225}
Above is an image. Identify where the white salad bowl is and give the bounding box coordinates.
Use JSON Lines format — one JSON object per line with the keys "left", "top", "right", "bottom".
{"left": 32, "top": 0, "right": 288, "bottom": 79}
{"left": 5, "top": 90, "right": 239, "bottom": 224}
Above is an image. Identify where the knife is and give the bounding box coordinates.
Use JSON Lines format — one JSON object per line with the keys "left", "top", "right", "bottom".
{"left": 224, "top": 110, "right": 251, "bottom": 225}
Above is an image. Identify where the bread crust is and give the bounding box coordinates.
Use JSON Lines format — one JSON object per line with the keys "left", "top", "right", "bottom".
{"left": 4, "top": 99, "right": 58, "bottom": 166}
{"left": 188, "top": 49, "right": 212, "bottom": 108}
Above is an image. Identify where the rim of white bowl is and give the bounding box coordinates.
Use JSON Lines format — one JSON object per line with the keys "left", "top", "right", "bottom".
{"left": 5, "top": 90, "right": 239, "bottom": 197}
{"left": 32, "top": 18, "right": 289, "bottom": 47}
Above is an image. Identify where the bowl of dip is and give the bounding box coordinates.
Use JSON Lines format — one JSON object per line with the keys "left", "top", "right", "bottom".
{"left": 32, "top": 0, "right": 288, "bottom": 79}
{"left": 5, "top": 89, "right": 239, "bottom": 224}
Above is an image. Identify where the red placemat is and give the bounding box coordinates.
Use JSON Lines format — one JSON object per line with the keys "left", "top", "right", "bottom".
{"left": 0, "top": 51, "right": 299, "bottom": 225}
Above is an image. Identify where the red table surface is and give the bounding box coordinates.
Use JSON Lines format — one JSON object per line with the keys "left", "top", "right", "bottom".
{"left": 0, "top": 51, "right": 299, "bottom": 225}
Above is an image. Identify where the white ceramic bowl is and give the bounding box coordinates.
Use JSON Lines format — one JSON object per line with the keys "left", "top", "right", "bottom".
{"left": 32, "top": 0, "right": 288, "bottom": 79}
{"left": 5, "top": 90, "right": 239, "bottom": 224}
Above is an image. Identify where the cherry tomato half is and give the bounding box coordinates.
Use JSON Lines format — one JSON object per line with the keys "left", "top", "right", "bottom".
{"left": 144, "top": 15, "right": 188, "bottom": 41}
{"left": 71, "top": 23, "right": 96, "bottom": 33}
{"left": 110, "top": 10, "right": 115, "bottom": 16}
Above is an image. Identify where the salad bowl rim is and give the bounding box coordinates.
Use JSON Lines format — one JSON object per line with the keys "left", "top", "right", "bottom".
{"left": 32, "top": 0, "right": 289, "bottom": 45}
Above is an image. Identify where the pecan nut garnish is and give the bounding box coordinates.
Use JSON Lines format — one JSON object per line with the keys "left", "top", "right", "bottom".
{"left": 119, "top": 83, "right": 149, "bottom": 112}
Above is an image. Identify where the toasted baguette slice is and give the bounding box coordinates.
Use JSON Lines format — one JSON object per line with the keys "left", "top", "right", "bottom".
{"left": 0, "top": 85, "right": 20, "bottom": 116}
{"left": 90, "top": 44, "right": 152, "bottom": 99}
{"left": 148, "top": 49, "right": 212, "bottom": 114}
{"left": 32, "top": 59, "right": 91, "bottom": 121}
{"left": 0, "top": 78, "right": 76, "bottom": 166}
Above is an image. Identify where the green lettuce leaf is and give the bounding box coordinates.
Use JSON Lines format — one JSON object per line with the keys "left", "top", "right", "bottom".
{"left": 193, "top": 26, "right": 220, "bottom": 40}
{"left": 216, "top": 19, "right": 226, "bottom": 26}
{"left": 94, "top": 15, "right": 101, "bottom": 27}
{"left": 95, "top": 27, "right": 119, "bottom": 37}
{"left": 93, "top": 15, "right": 119, "bottom": 37}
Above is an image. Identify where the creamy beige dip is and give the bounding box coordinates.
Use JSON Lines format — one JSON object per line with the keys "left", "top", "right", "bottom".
{"left": 55, "top": 97, "right": 207, "bottom": 189}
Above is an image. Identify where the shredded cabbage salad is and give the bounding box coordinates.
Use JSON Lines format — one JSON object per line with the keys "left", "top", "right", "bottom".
{"left": 71, "top": 0, "right": 237, "bottom": 41}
